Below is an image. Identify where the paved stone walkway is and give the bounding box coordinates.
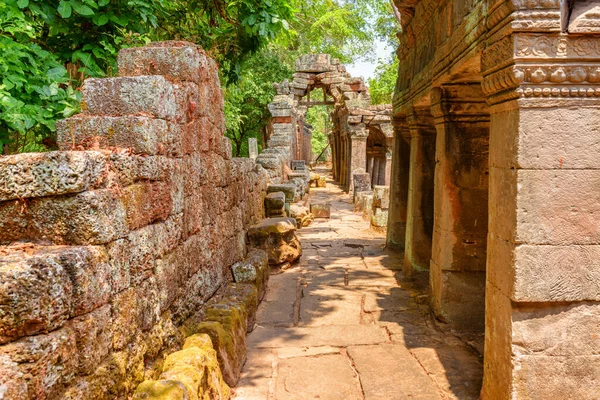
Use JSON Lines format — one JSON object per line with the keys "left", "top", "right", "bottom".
{"left": 234, "top": 172, "right": 483, "bottom": 400}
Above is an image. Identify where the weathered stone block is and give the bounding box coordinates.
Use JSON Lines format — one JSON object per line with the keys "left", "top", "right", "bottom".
{"left": 0, "top": 246, "right": 72, "bottom": 343}
{"left": 352, "top": 172, "right": 371, "bottom": 201}
{"left": 516, "top": 169, "right": 600, "bottom": 245}
{"left": 224, "top": 283, "right": 259, "bottom": 333}
{"left": 372, "top": 185, "right": 390, "bottom": 209}
{"left": 81, "top": 76, "right": 185, "bottom": 121}
{"left": 0, "top": 151, "right": 107, "bottom": 202}
{"left": 0, "top": 189, "right": 128, "bottom": 245}
{"left": 181, "top": 336, "right": 231, "bottom": 399}
{"left": 362, "top": 195, "right": 374, "bottom": 222}
{"left": 118, "top": 41, "right": 210, "bottom": 84}
{"left": 267, "top": 184, "right": 296, "bottom": 202}
{"left": 122, "top": 182, "right": 173, "bottom": 230}
{"left": 291, "top": 160, "right": 306, "bottom": 170}
{"left": 310, "top": 203, "right": 331, "bottom": 219}
{"left": 265, "top": 192, "right": 285, "bottom": 218}
{"left": 231, "top": 248, "right": 269, "bottom": 301}
{"left": 196, "top": 317, "right": 245, "bottom": 387}
{"left": 0, "top": 327, "right": 78, "bottom": 399}
{"left": 370, "top": 207, "right": 388, "bottom": 228}
{"left": 247, "top": 218, "right": 302, "bottom": 266}
{"left": 353, "top": 191, "right": 373, "bottom": 212}
{"left": 512, "top": 245, "right": 600, "bottom": 302}
{"left": 69, "top": 305, "right": 112, "bottom": 375}
{"left": 57, "top": 116, "right": 183, "bottom": 156}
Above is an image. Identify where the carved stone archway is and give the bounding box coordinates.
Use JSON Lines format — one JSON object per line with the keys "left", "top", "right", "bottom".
{"left": 258, "top": 54, "right": 393, "bottom": 192}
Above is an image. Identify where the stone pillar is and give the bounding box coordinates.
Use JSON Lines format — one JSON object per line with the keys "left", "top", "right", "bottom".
{"left": 386, "top": 120, "right": 411, "bottom": 250}
{"left": 372, "top": 157, "right": 381, "bottom": 187}
{"left": 248, "top": 138, "right": 258, "bottom": 160}
{"left": 481, "top": 26, "right": 600, "bottom": 398}
{"left": 403, "top": 108, "right": 436, "bottom": 277}
{"left": 383, "top": 138, "right": 393, "bottom": 186}
{"left": 349, "top": 134, "right": 367, "bottom": 192}
{"left": 429, "top": 83, "right": 489, "bottom": 330}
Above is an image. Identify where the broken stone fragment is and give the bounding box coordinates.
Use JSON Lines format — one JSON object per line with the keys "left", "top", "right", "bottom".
{"left": 267, "top": 184, "right": 296, "bottom": 203}
{"left": 118, "top": 41, "right": 211, "bottom": 85}
{"left": 310, "top": 203, "right": 331, "bottom": 219}
{"left": 230, "top": 249, "right": 269, "bottom": 301}
{"left": 290, "top": 204, "right": 313, "bottom": 227}
{"left": 354, "top": 191, "right": 373, "bottom": 213}
{"left": 317, "top": 177, "right": 327, "bottom": 188}
{"left": 247, "top": 218, "right": 302, "bottom": 266}
{"left": 264, "top": 192, "right": 286, "bottom": 218}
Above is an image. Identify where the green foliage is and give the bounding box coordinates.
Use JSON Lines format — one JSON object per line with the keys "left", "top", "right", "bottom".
{"left": 224, "top": 51, "right": 292, "bottom": 157}
{"left": 1, "top": 0, "right": 295, "bottom": 153}
{"left": 0, "top": 1, "right": 81, "bottom": 152}
{"left": 306, "top": 106, "right": 330, "bottom": 161}
{"left": 368, "top": 55, "right": 398, "bottom": 105}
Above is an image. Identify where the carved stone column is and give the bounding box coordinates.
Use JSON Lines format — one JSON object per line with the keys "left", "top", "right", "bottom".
{"left": 383, "top": 137, "right": 393, "bottom": 186}
{"left": 481, "top": 4, "right": 600, "bottom": 397}
{"left": 430, "top": 83, "right": 490, "bottom": 330}
{"left": 403, "top": 108, "right": 436, "bottom": 277}
{"left": 386, "top": 119, "right": 411, "bottom": 250}
{"left": 348, "top": 124, "right": 368, "bottom": 192}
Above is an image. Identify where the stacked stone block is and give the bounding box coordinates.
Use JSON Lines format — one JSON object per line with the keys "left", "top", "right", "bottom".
{"left": 370, "top": 186, "right": 390, "bottom": 232}
{"left": 0, "top": 41, "right": 269, "bottom": 399}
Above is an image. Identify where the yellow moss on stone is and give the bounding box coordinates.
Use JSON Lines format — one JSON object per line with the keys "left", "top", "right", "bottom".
{"left": 160, "top": 364, "right": 203, "bottom": 400}
{"left": 133, "top": 380, "right": 190, "bottom": 400}
{"left": 183, "top": 334, "right": 213, "bottom": 351}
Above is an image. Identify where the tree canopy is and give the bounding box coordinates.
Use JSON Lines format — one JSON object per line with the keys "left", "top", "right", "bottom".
{"left": 0, "top": 0, "right": 399, "bottom": 155}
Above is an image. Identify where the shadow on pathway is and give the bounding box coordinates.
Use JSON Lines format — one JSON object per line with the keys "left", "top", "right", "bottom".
{"left": 234, "top": 171, "right": 483, "bottom": 400}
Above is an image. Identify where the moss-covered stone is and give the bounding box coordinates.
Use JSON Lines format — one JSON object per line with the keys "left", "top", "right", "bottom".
{"left": 158, "top": 344, "right": 230, "bottom": 400}
{"left": 247, "top": 218, "right": 302, "bottom": 266}
{"left": 230, "top": 249, "right": 269, "bottom": 301}
{"left": 196, "top": 317, "right": 245, "bottom": 387}
{"left": 224, "top": 283, "right": 259, "bottom": 333}
{"left": 183, "top": 334, "right": 213, "bottom": 351}
{"left": 133, "top": 380, "right": 190, "bottom": 400}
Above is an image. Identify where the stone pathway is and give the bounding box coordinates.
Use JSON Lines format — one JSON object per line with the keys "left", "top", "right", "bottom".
{"left": 234, "top": 172, "right": 483, "bottom": 400}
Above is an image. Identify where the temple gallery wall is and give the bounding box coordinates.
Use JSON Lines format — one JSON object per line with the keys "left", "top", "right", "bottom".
{"left": 389, "top": 0, "right": 600, "bottom": 398}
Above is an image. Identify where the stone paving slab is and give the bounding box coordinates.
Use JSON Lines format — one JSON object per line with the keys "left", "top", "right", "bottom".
{"left": 299, "top": 286, "right": 363, "bottom": 326}
{"left": 247, "top": 325, "right": 388, "bottom": 348}
{"left": 275, "top": 354, "right": 362, "bottom": 400}
{"left": 347, "top": 344, "right": 442, "bottom": 400}
{"left": 234, "top": 172, "right": 483, "bottom": 400}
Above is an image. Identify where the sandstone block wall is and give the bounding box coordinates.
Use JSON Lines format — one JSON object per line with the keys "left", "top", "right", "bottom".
{"left": 0, "top": 41, "right": 268, "bottom": 399}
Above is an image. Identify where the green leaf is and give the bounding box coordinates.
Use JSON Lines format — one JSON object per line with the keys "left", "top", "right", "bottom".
{"left": 98, "top": 0, "right": 109, "bottom": 6}
{"left": 71, "top": 1, "right": 94, "bottom": 16}
{"left": 17, "top": 0, "right": 29, "bottom": 9}
{"left": 57, "top": 1, "right": 72, "bottom": 18}
{"left": 92, "top": 13, "right": 109, "bottom": 25}
{"left": 46, "top": 66, "right": 67, "bottom": 80}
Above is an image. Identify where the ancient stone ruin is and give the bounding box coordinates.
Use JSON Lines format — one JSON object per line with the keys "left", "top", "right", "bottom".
{"left": 0, "top": 41, "right": 301, "bottom": 399}
{"left": 389, "top": 0, "right": 600, "bottom": 397}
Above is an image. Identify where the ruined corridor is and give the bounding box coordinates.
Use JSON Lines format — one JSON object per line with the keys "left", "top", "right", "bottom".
{"left": 235, "top": 170, "right": 483, "bottom": 400}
